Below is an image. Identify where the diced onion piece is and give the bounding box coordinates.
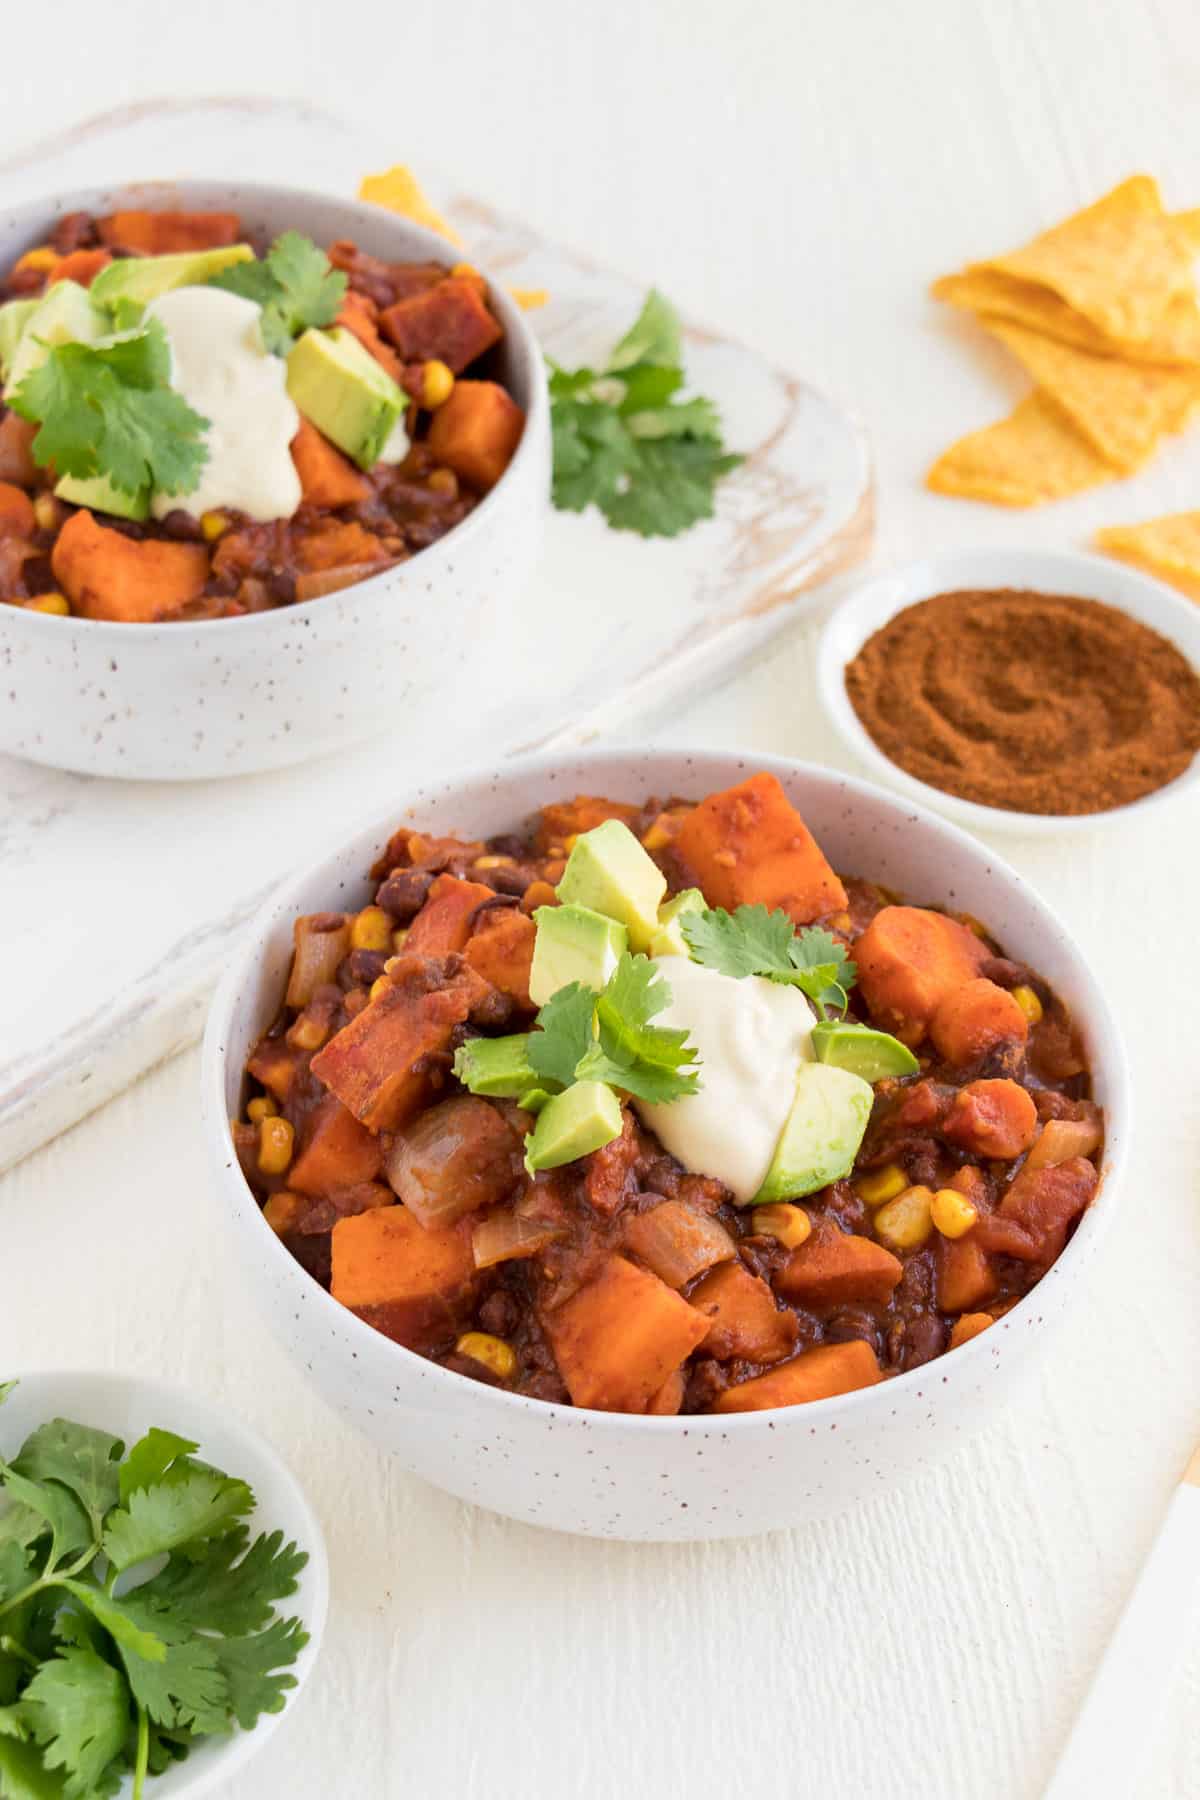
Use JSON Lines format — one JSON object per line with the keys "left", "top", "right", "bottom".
{"left": 295, "top": 561, "right": 400, "bottom": 602}
{"left": 623, "top": 1199, "right": 735, "bottom": 1290}
{"left": 472, "top": 1210, "right": 564, "bottom": 1269}
{"left": 1025, "top": 1114, "right": 1102, "bottom": 1171}
{"left": 385, "top": 1095, "right": 520, "bottom": 1229}
{"left": 286, "top": 914, "right": 350, "bottom": 1009}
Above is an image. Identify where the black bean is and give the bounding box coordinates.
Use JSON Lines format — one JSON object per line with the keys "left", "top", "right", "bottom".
{"left": 160, "top": 509, "right": 204, "bottom": 542}
{"left": 901, "top": 1313, "right": 946, "bottom": 1370}
{"left": 268, "top": 571, "right": 297, "bottom": 605}
{"left": 376, "top": 867, "right": 434, "bottom": 919}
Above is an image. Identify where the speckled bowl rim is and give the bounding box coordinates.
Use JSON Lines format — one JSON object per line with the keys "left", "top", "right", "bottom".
{"left": 816, "top": 546, "right": 1200, "bottom": 835}
{"left": 202, "top": 744, "right": 1131, "bottom": 1436}
{"left": 3, "top": 176, "right": 547, "bottom": 639}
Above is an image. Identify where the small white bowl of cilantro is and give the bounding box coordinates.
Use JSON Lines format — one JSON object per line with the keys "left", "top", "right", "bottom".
{"left": 0, "top": 1369, "right": 328, "bottom": 1798}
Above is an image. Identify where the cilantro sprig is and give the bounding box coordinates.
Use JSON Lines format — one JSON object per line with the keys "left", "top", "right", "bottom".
{"left": 682, "top": 904, "right": 858, "bottom": 1019}
{"left": 211, "top": 231, "right": 347, "bottom": 356}
{"left": 10, "top": 320, "right": 209, "bottom": 499}
{"left": 0, "top": 1386, "right": 309, "bottom": 1800}
{"left": 549, "top": 288, "right": 742, "bottom": 537}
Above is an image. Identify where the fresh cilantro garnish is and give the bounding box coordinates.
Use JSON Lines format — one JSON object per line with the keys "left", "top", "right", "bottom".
{"left": 549, "top": 288, "right": 742, "bottom": 537}
{"left": 211, "top": 230, "right": 347, "bottom": 355}
{"left": 9, "top": 320, "right": 209, "bottom": 498}
{"left": 682, "top": 905, "right": 857, "bottom": 1018}
{"left": 0, "top": 1394, "right": 309, "bottom": 1800}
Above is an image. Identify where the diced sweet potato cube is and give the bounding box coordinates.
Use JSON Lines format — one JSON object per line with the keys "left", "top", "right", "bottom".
{"left": 51, "top": 510, "right": 209, "bottom": 622}
{"left": 97, "top": 210, "right": 241, "bottom": 253}
{"left": 943, "top": 1079, "right": 1038, "bottom": 1160}
{"left": 976, "top": 1156, "right": 1097, "bottom": 1265}
{"left": 673, "top": 772, "right": 847, "bottom": 924}
{"left": 854, "top": 906, "right": 990, "bottom": 1046}
{"left": 949, "top": 1312, "right": 993, "bottom": 1350}
{"left": 311, "top": 954, "right": 490, "bottom": 1132}
{"left": 1025, "top": 1114, "right": 1103, "bottom": 1171}
{"left": 294, "top": 519, "right": 389, "bottom": 573}
{"left": 246, "top": 1037, "right": 304, "bottom": 1103}
{"left": 689, "top": 1261, "right": 798, "bottom": 1364}
{"left": 935, "top": 1235, "right": 997, "bottom": 1312}
{"left": 646, "top": 1368, "right": 685, "bottom": 1415}
{"left": 775, "top": 1220, "right": 902, "bottom": 1309}
{"left": 406, "top": 874, "right": 497, "bottom": 955}
{"left": 930, "top": 978, "right": 1029, "bottom": 1066}
{"left": 711, "top": 1340, "right": 881, "bottom": 1412}
{"left": 380, "top": 277, "right": 503, "bottom": 373}
{"left": 48, "top": 248, "right": 111, "bottom": 288}
{"left": 289, "top": 1095, "right": 383, "bottom": 1196}
{"left": 331, "top": 1205, "right": 476, "bottom": 1351}
{"left": 543, "top": 1254, "right": 709, "bottom": 1412}
{"left": 0, "top": 414, "right": 37, "bottom": 487}
{"left": 335, "top": 288, "right": 403, "bottom": 381}
{"left": 0, "top": 483, "right": 34, "bottom": 538}
{"left": 535, "top": 795, "right": 644, "bottom": 853}
{"left": 291, "top": 418, "right": 370, "bottom": 508}
{"left": 426, "top": 380, "right": 524, "bottom": 491}
{"left": 463, "top": 908, "right": 536, "bottom": 1008}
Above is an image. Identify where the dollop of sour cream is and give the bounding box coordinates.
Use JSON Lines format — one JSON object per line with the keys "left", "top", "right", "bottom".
{"left": 634, "top": 957, "right": 817, "bottom": 1204}
{"left": 147, "top": 287, "right": 302, "bottom": 524}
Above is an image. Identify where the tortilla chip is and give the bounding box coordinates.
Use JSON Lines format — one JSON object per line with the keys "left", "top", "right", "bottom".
{"left": 974, "top": 176, "right": 1195, "bottom": 346}
{"left": 926, "top": 392, "right": 1113, "bottom": 506}
{"left": 357, "top": 166, "right": 464, "bottom": 247}
{"left": 980, "top": 318, "right": 1200, "bottom": 470}
{"left": 932, "top": 268, "right": 1200, "bottom": 366}
{"left": 509, "top": 287, "right": 549, "bottom": 310}
{"left": 1172, "top": 208, "right": 1200, "bottom": 253}
{"left": 1096, "top": 511, "right": 1200, "bottom": 601}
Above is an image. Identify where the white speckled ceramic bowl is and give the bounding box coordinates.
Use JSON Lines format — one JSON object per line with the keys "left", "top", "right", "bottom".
{"left": 0, "top": 1368, "right": 328, "bottom": 1796}
{"left": 0, "top": 179, "right": 549, "bottom": 779}
{"left": 201, "top": 747, "right": 1131, "bottom": 1542}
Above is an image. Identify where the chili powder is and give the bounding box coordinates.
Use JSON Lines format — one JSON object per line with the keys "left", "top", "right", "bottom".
{"left": 843, "top": 588, "right": 1200, "bottom": 815}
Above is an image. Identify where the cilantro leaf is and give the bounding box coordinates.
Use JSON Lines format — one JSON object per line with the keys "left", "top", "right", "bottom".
{"left": 0, "top": 1734, "right": 68, "bottom": 1798}
{"left": 574, "top": 955, "right": 701, "bottom": 1103}
{"left": 136, "top": 1527, "right": 307, "bottom": 1636}
{"left": 55, "top": 1583, "right": 166, "bottom": 1665}
{"left": 0, "top": 1385, "right": 16, "bottom": 1410}
{"left": 787, "top": 926, "right": 857, "bottom": 1017}
{"left": 212, "top": 230, "right": 346, "bottom": 356}
{"left": 0, "top": 1467, "right": 92, "bottom": 1571}
{"left": 10, "top": 320, "right": 209, "bottom": 498}
{"left": 526, "top": 983, "right": 597, "bottom": 1090}
{"left": 0, "top": 1543, "right": 32, "bottom": 1608}
{"left": 21, "top": 1648, "right": 128, "bottom": 1800}
{"left": 117, "top": 1429, "right": 198, "bottom": 1506}
{"left": 14, "top": 1422, "right": 122, "bottom": 1536}
{"left": 117, "top": 1633, "right": 226, "bottom": 1735}
{"left": 682, "top": 906, "right": 856, "bottom": 1018}
{"left": 102, "top": 1467, "right": 253, "bottom": 1574}
{"left": 213, "top": 1614, "right": 308, "bottom": 1730}
{"left": 600, "top": 437, "right": 742, "bottom": 538}
{"left": 0, "top": 1705, "right": 28, "bottom": 1740}
{"left": 607, "top": 289, "right": 683, "bottom": 370}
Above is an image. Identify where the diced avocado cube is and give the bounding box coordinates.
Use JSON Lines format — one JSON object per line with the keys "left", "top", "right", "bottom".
{"left": 753, "top": 1063, "right": 873, "bottom": 1205}
{"left": 0, "top": 298, "right": 39, "bottom": 384}
{"left": 90, "top": 244, "right": 255, "bottom": 310}
{"left": 452, "top": 1033, "right": 540, "bottom": 1099}
{"left": 8, "top": 281, "right": 106, "bottom": 390}
{"left": 649, "top": 887, "right": 706, "bottom": 958}
{"left": 286, "top": 327, "right": 407, "bottom": 470}
{"left": 516, "top": 1088, "right": 554, "bottom": 1115}
{"left": 811, "top": 1021, "right": 919, "bottom": 1083}
{"left": 55, "top": 470, "right": 150, "bottom": 522}
{"left": 556, "top": 821, "right": 667, "bottom": 953}
{"left": 524, "top": 1081, "right": 623, "bottom": 1174}
{"left": 529, "top": 903, "right": 627, "bottom": 1008}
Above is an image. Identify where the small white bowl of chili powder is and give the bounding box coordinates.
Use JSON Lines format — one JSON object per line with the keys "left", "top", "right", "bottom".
{"left": 818, "top": 547, "right": 1200, "bottom": 835}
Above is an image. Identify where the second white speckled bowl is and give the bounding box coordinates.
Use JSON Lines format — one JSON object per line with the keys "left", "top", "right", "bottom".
{"left": 201, "top": 746, "right": 1131, "bottom": 1542}
{"left": 0, "top": 179, "right": 549, "bottom": 779}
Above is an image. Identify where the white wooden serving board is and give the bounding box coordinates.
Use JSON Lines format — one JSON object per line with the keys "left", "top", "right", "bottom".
{"left": 0, "top": 97, "right": 871, "bottom": 1173}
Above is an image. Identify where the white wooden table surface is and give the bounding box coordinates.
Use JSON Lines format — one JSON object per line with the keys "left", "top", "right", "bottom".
{"left": 4, "top": 3, "right": 1200, "bottom": 1796}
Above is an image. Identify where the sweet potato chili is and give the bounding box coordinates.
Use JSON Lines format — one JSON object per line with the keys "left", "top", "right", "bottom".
{"left": 0, "top": 207, "right": 524, "bottom": 621}
{"left": 235, "top": 774, "right": 1103, "bottom": 1416}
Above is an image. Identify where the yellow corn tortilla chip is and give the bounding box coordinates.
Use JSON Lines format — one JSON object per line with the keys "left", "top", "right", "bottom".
{"left": 509, "top": 287, "right": 549, "bottom": 310}
{"left": 927, "top": 392, "right": 1113, "bottom": 506}
{"left": 932, "top": 268, "right": 1200, "bottom": 366}
{"left": 1096, "top": 511, "right": 1200, "bottom": 601}
{"left": 1172, "top": 208, "right": 1200, "bottom": 253}
{"left": 974, "top": 175, "right": 1195, "bottom": 346}
{"left": 981, "top": 318, "right": 1200, "bottom": 470}
{"left": 357, "top": 166, "right": 464, "bottom": 247}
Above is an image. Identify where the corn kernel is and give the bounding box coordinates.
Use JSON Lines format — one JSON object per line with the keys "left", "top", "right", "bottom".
{"left": 451, "top": 261, "right": 482, "bottom": 283}
{"left": 257, "top": 1115, "right": 295, "bottom": 1176}
{"left": 16, "top": 246, "right": 59, "bottom": 274}
{"left": 263, "top": 1191, "right": 305, "bottom": 1236}
{"left": 1011, "top": 984, "right": 1044, "bottom": 1025}
{"left": 24, "top": 592, "right": 70, "bottom": 615}
{"left": 392, "top": 928, "right": 410, "bottom": 953}
{"left": 641, "top": 812, "right": 676, "bottom": 852}
{"left": 751, "top": 1204, "right": 812, "bottom": 1249}
{"left": 875, "top": 1184, "right": 934, "bottom": 1251}
{"left": 33, "top": 493, "right": 61, "bottom": 532}
{"left": 455, "top": 1332, "right": 517, "bottom": 1381}
{"left": 200, "top": 510, "right": 229, "bottom": 542}
{"left": 351, "top": 905, "right": 393, "bottom": 952}
{"left": 370, "top": 975, "right": 392, "bottom": 1002}
{"left": 422, "top": 359, "right": 455, "bottom": 408}
{"left": 473, "top": 854, "right": 515, "bottom": 870}
{"left": 855, "top": 1163, "right": 907, "bottom": 1206}
{"left": 246, "top": 1095, "right": 278, "bottom": 1122}
{"left": 521, "top": 880, "right": 558, "bottom": 915}
{"left": 931, "top": 1187, "right": 979, "bottom": 1240}
{"left": 288, "top": 1013, "right": 328, "bottom": 1052}
{"left": 427, "top": 466, "right": 458, "bottom": 497}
